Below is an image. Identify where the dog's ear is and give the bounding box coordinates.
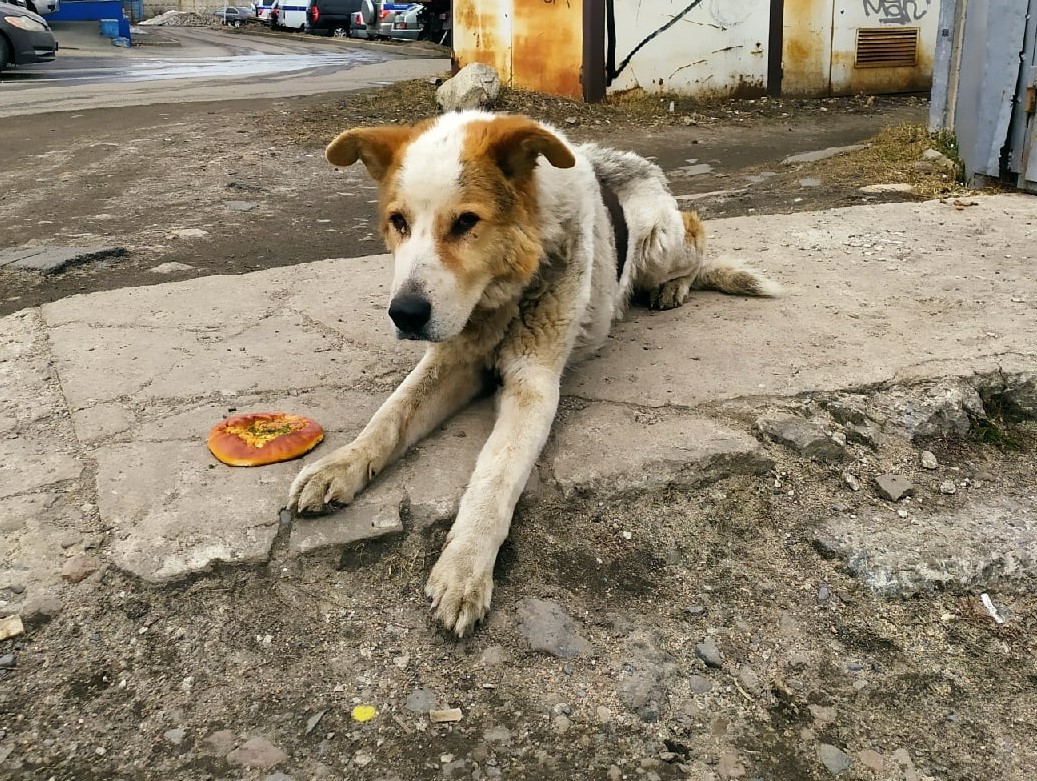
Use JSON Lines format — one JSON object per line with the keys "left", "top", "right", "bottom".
{"left": 326, "top": 126, "right": 416, "bottom": 182}
{"left": 483, "top": 116, "right": 576, "bottom": 179}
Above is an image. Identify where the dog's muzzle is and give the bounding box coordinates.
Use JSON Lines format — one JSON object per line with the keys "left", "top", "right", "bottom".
{"left": 389, "top": 292, "right": 432, "bottom": 340}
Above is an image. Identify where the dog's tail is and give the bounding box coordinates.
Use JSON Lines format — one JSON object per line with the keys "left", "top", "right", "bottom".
{"left": 681, "top": 211, "right": 782, "bottom": 298}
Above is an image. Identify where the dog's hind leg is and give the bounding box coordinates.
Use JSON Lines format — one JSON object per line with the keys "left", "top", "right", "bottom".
{"left": 287, "top": 344, "right": 485, "bottom": 514}
{"left": 648, "top": 211, "right": 780, "bottom": 310}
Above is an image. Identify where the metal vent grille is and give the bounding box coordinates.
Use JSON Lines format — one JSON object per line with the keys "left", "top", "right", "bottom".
{"left": 855, "top": 28, "right": 919, "bottom": 68}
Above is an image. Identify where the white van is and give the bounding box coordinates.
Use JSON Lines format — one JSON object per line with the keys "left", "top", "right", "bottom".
{"left": 270, "top": 0, "right": 306, "bottom": 30}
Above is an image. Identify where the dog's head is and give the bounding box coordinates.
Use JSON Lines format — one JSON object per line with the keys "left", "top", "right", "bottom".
{"left": 326, "top": 111, "right": 575, "bottom": 342}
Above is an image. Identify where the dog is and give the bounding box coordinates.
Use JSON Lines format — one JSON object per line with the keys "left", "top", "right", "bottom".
{"left": 286, "top": 110, "right": 779, "bottom": 636}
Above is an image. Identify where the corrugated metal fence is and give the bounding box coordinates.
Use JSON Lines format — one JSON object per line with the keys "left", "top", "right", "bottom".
{"left": 930, "top": 0, "right": 1037, "bottom": 192}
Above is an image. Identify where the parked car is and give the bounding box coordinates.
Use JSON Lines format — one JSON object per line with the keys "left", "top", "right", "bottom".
{"left": 25, "top": 0, "right": 58, "bottom": 14}
{"left": 373, "top": 1, "right": 411, "bottom": 38}
{"left": 212, "top": 5, "right": 253, "bottom": 26}
{"left": 0, "top": 0, "right": 57, "bottom": 73}
{"left": 255, "top": 1, "right": 272, "bottom": 20}
{"left": 381, "top": 1, "right": 422, "bottom": 40}
{"left": 304, "top": 0, "right": 361, "bottom": 37}
{"left": 269, "top": 0, "right": 306, "bottom": 30}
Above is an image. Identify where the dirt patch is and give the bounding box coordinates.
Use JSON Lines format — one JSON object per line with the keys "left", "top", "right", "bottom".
{"left": 3, "top": 415, "right": 1035, "bottom": 780}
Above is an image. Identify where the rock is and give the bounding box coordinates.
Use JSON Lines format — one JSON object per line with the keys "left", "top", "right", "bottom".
{"left": 163, "top": 728, "right": 186, "bottom": 745}
{"left": 405, "top": 688, "right": 438, "bottom": 713}
{"left": 857, "top": 748, "right": 885, "bottom": 774}
{"left": 874, "top": 474, "right": 914, "bottom": 502}
{"left": 694, "top": 637, "right": 723, "bottom": 668}
{"left": 799, "top": 178, "right": 821, "bottom": 187}
{"left": 922, "top": 148, "right": 957, "bottom": 171}
{"left": 688, "top": 674, "right": 713, "bottom": 694}
{"left": 20, "top": 594, "right": 62, "bottom": 621}
{"left": 61, "top": 554, "right": 101, "bottom": 583}
{"left": 736, "top": 665, "right": 763, "bottom": 696}
{"left": 940, "top": 480, "right": 957, "bottom": 495}
{"left": 755, "top": 415, "right": 846, "bottom": 462}
{"left": 842, "top": 472, "right": 861, "bottom": 492}
{"left": 1002, "top": 373, "right": 1037, "bottom": 418}
{"left": 226, "top": 737, "right": 288, "bottom": 769}
{"left": 515, "top": 598, "right": 592, "bottom": 658}
{"left": 0, "top": 615, "right": 25, "bottom": 641}
{"left": 844, "top": 421, "right": 881, "bottom": 449}
{"left": 617, "top": 632, "right": 677, "bottom": 722}
{"left": 0, "top": 653, "right": 15, "bottom": 668}
{"left": 435, "top": 63, "right": 501, "bottom": 112}
{"left": 261, "top": 774, "right": 296, "bottom": 781}
{"left": 858, "top": 183, "right": 914, "bottom": 194}
{"left": 871, "top": 383, "right": 984, "bottom": 441}
{"left": 552, "top": 714, "right": 571, "bottom": 734}
{"left": 920, "top": 451, "right": 938, "bottom": 469}
{"left": 595, "top": 706, "right": 612, "bottom": 724}
{"left": 817, "top": 743, "right": 853, "bottom": 775}
{"left": 813, "top": 497, "right": 1037, "bottom": 597}
{"left": 305, "top": 710, "right": 326, "bottom": 735}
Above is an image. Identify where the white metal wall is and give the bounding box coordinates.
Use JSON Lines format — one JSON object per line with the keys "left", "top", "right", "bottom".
{"left": 608, "top": 0, "right": 771, "bottom": 97}
{"left": 830, "top": 0, "right": 941, "bottom": 95}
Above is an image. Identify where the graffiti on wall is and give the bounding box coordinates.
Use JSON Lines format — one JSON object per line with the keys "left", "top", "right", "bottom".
{"left": 863, "top": 0, "right": 930, "bottom": 25}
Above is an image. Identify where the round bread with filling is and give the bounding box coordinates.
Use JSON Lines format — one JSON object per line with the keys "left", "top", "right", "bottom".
{"left": 208, "top": 412, "right": 323, "bottom": 467}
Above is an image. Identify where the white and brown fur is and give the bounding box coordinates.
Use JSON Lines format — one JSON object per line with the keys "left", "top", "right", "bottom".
{"left": 287, "top": 110, "right": 778, "bottom": 636}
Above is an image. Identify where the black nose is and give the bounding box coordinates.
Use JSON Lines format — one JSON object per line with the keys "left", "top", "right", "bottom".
{"left": 388, "top": 293, "right": 432, "bottom": 334}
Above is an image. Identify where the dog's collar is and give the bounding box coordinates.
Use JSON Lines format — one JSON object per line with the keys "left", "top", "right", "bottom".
{"left": 597, "top": 178, "right": 628, "bottom": 281}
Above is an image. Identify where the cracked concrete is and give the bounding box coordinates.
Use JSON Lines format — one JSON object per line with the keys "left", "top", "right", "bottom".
{"left": 1, "top": 194, "right": 1036, "bottom": 613}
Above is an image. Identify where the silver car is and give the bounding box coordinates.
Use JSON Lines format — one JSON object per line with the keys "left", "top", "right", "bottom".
{"left": 377, "top": 2, "right": 421, "bottom": 40}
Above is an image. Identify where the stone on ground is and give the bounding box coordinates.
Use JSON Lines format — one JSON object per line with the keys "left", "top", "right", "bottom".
{"left": 436, "top": 63, "right": 501, "bottom": 111}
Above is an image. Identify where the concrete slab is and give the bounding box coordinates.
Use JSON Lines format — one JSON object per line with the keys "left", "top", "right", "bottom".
{"left": 782, "top": 144, "right": 867, "bottom": 164}
{"left": 5, "top": 194, "right": 1035, "bottom": 590}
{"left": 564, "top": 195, "right": 1037, "bottom": 407}
{"left": 0, "top": 245, "right": 126, "bottom": 274}
{"left": 548, "top": 404, "right": 771, "bottom": 496}
{"left": 96, "top": 441, "right": 291, "bottom": 582}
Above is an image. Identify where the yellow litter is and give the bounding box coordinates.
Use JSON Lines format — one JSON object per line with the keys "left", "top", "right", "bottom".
{"left": 351, "top": 704, "right": 377, "bottom": 723}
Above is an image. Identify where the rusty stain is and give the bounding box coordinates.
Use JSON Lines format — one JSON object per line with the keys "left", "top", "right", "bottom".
{"left": 780, "top": 0, "right": 831, "bottom": 96}
{"left": 511, "top": 0, "right": 582, "bottom": 99}
{"left": 453, "top": 0, "right": 581, "bottom": 99}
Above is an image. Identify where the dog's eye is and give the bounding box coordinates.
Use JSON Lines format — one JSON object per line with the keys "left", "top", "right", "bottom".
{"left": 389, "top": 212, "right": 409, "bottom": 235}
{"left": 451, "top": 212, "right": 481, "bottom": 237}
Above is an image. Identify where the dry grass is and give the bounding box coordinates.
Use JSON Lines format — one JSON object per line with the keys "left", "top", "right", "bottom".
{"left": 809, "top": 123, "right": 973, "bottom": 200}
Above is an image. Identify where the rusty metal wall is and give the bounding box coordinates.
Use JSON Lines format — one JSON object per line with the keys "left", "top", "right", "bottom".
{"left": 608, "top": 0, "right": 770, "bottom": 97}
{"left": 781, "top": 0, "right": 833, "bottom": 95}
{"left": 453, "top": 0, "right": 583, "bottom": 99}
{"left": 453, "top": 0, "right": 513, "bottom": 85}
{"left": 829, "top": 0, "right": 940, "bottom": 96}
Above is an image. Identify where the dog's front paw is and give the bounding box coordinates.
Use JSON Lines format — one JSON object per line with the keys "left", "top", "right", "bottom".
{"left": 425, "top": 540, "right": 496, "bottom": 637}
{"left": 287, "top": 450, "right": 373, "bottom": 514}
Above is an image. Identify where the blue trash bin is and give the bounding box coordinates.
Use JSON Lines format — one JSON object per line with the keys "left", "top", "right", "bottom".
{"left": 99, "top": 18, "right": 119, "bottom": 37}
